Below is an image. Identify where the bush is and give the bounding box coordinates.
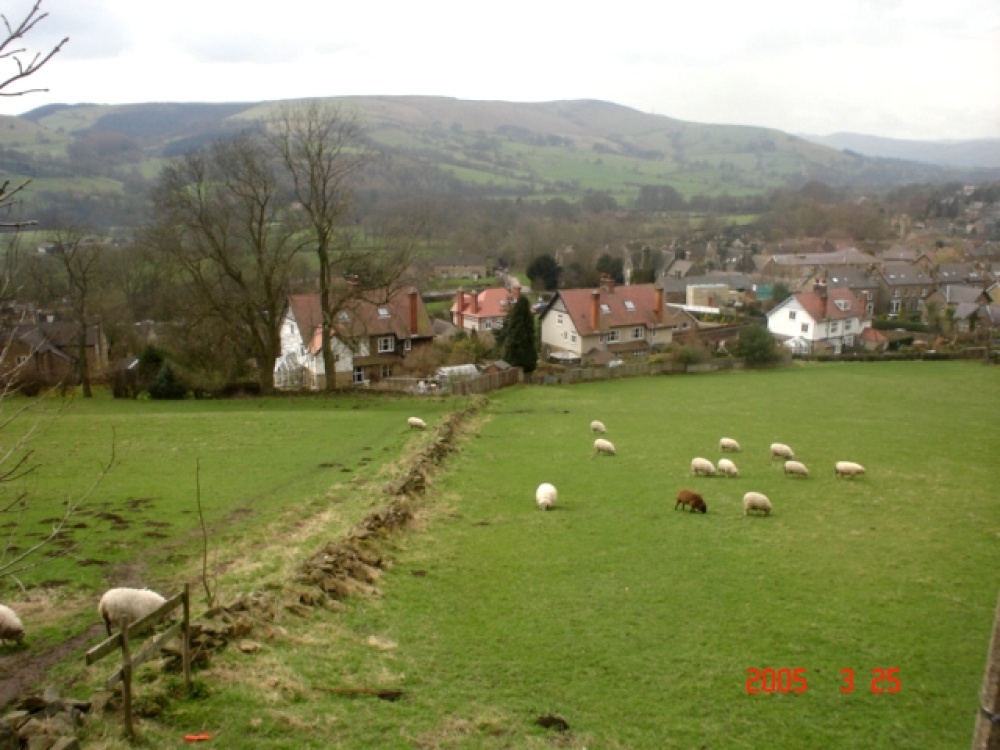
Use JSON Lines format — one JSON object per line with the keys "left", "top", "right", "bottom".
{"left": 149, "top": 364, "right": 188, "bottom": 400}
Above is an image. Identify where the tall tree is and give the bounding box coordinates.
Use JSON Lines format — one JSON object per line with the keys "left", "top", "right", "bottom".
{"left": 268, "top": 102, "right": 371, "bottom": 391}
{"left": 47, "top": 227, "right": 103, "bottom": 397}
{"left": 526, "top": 253, "right": 561, "bottom": 291}
{"left": 154, "top": 132, "right": 306, "bottom": 393}
{"left": 502, "top": 296, "right": 538, "bottom": 374}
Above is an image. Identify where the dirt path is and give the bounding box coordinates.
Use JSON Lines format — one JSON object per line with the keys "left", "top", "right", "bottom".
{"left": 0, "top": 623, "right": 105, "bottom": 708}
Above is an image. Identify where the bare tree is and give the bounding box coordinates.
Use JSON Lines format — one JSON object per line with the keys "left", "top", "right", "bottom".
{"left": 268, "top": 102, "right": 371, "bottom": 390}
{"left": 154, "top": 132, "right": 308, "bottom": 393}
{"left": 0, "top": 0, "right": 67, "bottom": 228}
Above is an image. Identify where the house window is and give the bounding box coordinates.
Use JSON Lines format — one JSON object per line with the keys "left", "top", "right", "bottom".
{"left": 801, "top": 323, "right": 809, "bottom": 333}
{"left": 381, "top": 364, "right": 393, "bottom": 378}
{"left": 830, "top": 321, "right": 839, "bottom": 333}
{"left": 789, "top": 311, "right": 797, "bottom": 320}
{"left": 893, "top": 289, "right": 900, "bottom": 298}
{"left": 890, "top": 299, "right": 901, "bottom": 314}
{"left": 377, "top": 336, "right": 395, "bottom": 353}
{"left": 16, "top": 355, "right": 28, "bottom": 366}
{"left": 353, "top": 367, "right": 366, "bottom": 384}
{"left": 404, "top": 339, "right": 412, "bottom": 352}
{"left": 844, "top": 320, "right": 853, "bottom": 331}
{"left": 557, "top": 314, "right": 563, "bottom": 325}
{"left": 632, "top": 327, "right": 643, "bottom": 340}
{"left": 844, "top": 335, "right": 855, "bottom": 347}
{"left": 604, "top": 330, "right": 620, "bottom": 343}
{"left": 571, "top": 333, "right": 577, "bottom": 343}
{"left": 484, "top": 319, "right": 493, "bottom": 330}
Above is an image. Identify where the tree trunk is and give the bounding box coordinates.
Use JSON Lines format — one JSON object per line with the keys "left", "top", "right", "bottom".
{"left": 78, "top": 321, "right": 92, "bottom": 398}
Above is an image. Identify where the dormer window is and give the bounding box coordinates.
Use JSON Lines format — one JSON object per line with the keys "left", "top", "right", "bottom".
{"left": 624, "top": 300, "right": 636, "bottom": 312}
{"left": 377, "top": 306, "right": 390, "bottom": 319}
{"left": 600, "top": 303, "right": 611, "bottom": 314}
{"left": 338, "top": 311, "right": 350, "bottom": 322}
{"left": 835, "top": 300, "right": 850, "bottom": 312}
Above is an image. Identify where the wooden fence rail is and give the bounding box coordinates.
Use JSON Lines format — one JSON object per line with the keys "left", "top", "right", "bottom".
{"left": 85, "top": 584, "right": 191, "bottom": 740}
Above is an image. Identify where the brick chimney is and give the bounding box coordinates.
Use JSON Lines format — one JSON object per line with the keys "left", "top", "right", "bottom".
{"left": 601, "top": 274, "right": 614, "bottom": 294}
{"left": 655, "top": 284, "right": 664, "bottom": 324}
{"left": 591, "top": 290, "right": 600, "bottom": 331}
{"left": 454, "top": 288, "right": 464, "bottom": 329}
{"left": 409, "top": 288, "right": 419, "bottom": 335}
{"left": 471, "top": 290, "right": 479, "bottom": 315}
{"left": 813, "top": 277, "right": 827, "bottom": 300}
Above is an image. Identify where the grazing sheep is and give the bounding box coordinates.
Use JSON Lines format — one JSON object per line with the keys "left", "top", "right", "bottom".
{"left": 719, "top": 437, "right": 741, "bottom": 453}
{"left": 743, "top": 491, "right": 772, "bottom": 516}
{"left": 536, "top": 482, "right": 558, "bottom": 511}
{"left": 690, "top": 457, "right": 716, "bottom": 477}
{"left": 835, "top": 461, "right": 866, "bottom": 478}
{"left": 407, "top": 417, "right": 426, "bottom": 430}
{"left": 593, "top": 438, "right": 616, "bottom": 456}
{"left": 0, "top": 604, "right": 24, "bottom": 645}
{"left": 675, "top": 488, "right": 707, "bottom": 513}
{"left": 98, "top": 588, "right": 167, "bottom": 636}
{"left": 717, "top": 458, "right": 740, "bottom": 477}
{"left": 590, "top": 420, "right": 607, "bottom": 434}
{"left": 770, "top": 442, "right": 794, "bottom": 460}
{"left": 783, "top": 460, "right": 809, "bottom": 478}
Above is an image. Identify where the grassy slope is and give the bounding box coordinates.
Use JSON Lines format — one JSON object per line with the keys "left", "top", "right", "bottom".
{"left": 45, "top": 361, "right": 997, "bottom": 749}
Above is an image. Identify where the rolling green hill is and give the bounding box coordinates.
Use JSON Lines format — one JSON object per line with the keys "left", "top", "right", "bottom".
{"left": 1, "top": 96, "right": 996, "bottom": 230}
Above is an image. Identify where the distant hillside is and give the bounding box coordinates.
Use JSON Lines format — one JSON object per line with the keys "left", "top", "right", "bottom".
{"left": 799, "top": 132, "right": 1000, "bottom": 170}
{"left": 2, "top": 96, "right": 999, "bottom": 230}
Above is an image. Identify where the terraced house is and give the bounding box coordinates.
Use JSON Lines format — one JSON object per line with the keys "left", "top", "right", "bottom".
{"left": 875, "top": 263, "right": 935, "bottom": 317}
{"left": 539, "top": 277, "right": 692, "bottom": 365}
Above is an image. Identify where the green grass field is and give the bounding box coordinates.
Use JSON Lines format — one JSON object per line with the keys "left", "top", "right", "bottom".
{"left": 2, "top": 362, "right": 998, "bottom": 748}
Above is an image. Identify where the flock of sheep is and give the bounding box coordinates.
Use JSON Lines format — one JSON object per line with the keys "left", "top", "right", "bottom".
{"left": 531, "top": 422, "right": 866, "bottom": 516}
{"left": 1, "top": 587, "right": 168, "bottom": 649}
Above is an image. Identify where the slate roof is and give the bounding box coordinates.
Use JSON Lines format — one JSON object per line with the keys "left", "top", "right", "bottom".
{"left": 879, "top": 263, "right": 934, "bottom": 287}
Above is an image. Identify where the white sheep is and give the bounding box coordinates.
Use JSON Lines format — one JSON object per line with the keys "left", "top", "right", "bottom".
{"left": 691, "top": 457, "right": 716, "bottom": 477}
{"left": 0, "top": 603, "right": 25, "bottom": 645}
{"left": 770, "top": 442, "right": 794, "bottom": 460}
{"left": 743, "top": 491, "right": 772, "bottom": 516}
{"left": 98, "top": 588, "right": 168, "bottom": 636}
{"left": 407, "top": 417, "right": 426, "bottom": 430}
{"left": 535, "top": 482, "right": 558, "bottom": 510}
{"left": 783, "top": 460, "right": 809, "bottom": 478}
{"left": 717, "top": 458, "right": 740, "bottom": 477}
{"left": 590, "top": 420, "right": 607, "bottom": 434}
{"left": 835, "top": 461, "right": 866, "bottom": 479}
{"left": 719, "top": 437, "right": 741, "bottom": 453}
{"left": 593, "top": 438, "right": 616, "bottom": 456}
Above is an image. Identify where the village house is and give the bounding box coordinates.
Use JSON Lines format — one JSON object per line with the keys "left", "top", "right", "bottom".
{"left": 432, "top": 257, "right": 493, "bottom": 280}
{"left": 874, "top": 263, "right": 936, "bottom": 318}
{"left": 274, "top": 287, "right": 434, "bottom": 390}
{"left": 766, "top": 282, "right": 870, "bottom": 355}
{"left": 0, "top": 322, "right": 109, "bottom": 387}
{"left": 806, "top": 269, "right": 879, "bottom": 317}
{"left": 539, "top": 276, "right": 692, "bottom": 365}
{"left": 756, "top": 247, "right": 878, "bottom": 281}
{"left": 450, "top": 285, "right": 523, "bottom": 335}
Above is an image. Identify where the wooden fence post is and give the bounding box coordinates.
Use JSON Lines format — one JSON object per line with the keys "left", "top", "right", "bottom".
{"left": 119, "top": 616, "right": 133, "bottom": 741}
{"left": 182, "top": 583, "right": 192, "bottom": 691}
{"left": 973, "top": 591, "right": 1000, "bottom": 749}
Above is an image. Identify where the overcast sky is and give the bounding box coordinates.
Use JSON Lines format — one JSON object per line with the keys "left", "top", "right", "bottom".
{"left": 2, "top": 0, "right": 998, "bottom": 141}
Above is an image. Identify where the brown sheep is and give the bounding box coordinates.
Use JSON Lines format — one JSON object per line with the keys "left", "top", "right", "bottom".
{"left": 675, "top": 488, "right": 707, "bottom": 514}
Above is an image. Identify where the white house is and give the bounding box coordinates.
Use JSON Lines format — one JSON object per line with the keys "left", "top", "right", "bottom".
{"left": 766, "top": 283, "right": 870, "bottom": 355}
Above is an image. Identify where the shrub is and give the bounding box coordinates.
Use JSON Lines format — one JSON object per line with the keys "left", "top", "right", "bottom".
{"left": 149, "top": 364, "right": 188, "bottom": 400}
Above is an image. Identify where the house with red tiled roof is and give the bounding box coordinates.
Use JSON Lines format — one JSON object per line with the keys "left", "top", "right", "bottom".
{"left": 539, "top": 276, "right": 691, "bottom": 364}
{"left": 450, "top": 285, "right": 523, "bottom": 334}
{"left": 766, "top": 282, "right": 871, "bottom": 355}
{"left": 274, "top": 287, "right": 434, "bottom": 389}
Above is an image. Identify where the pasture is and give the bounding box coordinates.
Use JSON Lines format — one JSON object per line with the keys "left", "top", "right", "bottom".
{"left": 2, "top": 362, "right": 998, "bottom": 748}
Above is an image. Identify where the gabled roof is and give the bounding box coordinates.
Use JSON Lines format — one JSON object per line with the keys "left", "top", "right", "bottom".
{"left": 937, "top": 263, "right": 981, "bottom": 283}
{"left": 860, "top": 327, "right": 887, "bottom": 343}
{"left": 879, "top": 263, "right": 934, "bottom": 286}
{"left": 451, "top": 287, "right": 519, "bottom": 319}
{"left": 768, "top": 248, "right": 877, "bottom": 266}
{"left": 286, "top": 288, "right": 433, "bottom": 354}
{"left": 938, "top": 285, "right": 985, "bottom": 305}
{"left": 825, "top": 268, "right": 879, "bottom": 289}
{"left": 793, "top": 288, "right": 865, "bottom": 323}
{"left": 548, "top": 282, "right": 667, "bottom": 336}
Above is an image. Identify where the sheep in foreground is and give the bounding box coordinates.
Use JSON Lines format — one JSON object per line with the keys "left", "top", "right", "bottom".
{"left": 536, "top": 482, "right": 558, "bottom": 511}
{"left": 98, "top": 588, "right": 167, "bottom": 636}
{"left": 835, "top": 461, "right": 866, "bottom": 478}
{"left": 675, "top": 488, "right": 707, "bottom": 513}
{"left": 719, "top": 437, "right": 741, "bottom": 453}
{"left": 743, "top": 491, "right": 772, "bottom": 516}
{"left": 590, "top": 420, "right": 607, "bottom": 434}
{"left": 770, "top": 442, "right": 794, "bottom": 460}
{"left": 593, "top": 438, "right": 616, "bottom": 457}
{"left": 690, "top": 457, "right": 716, "bottom": 477}
{"left": 783, "top": 460, "right": 809, "bottom": 478}
{"left": 407, "top": 417, "right": 426, "bottom": 430}
{"left": 0, "top": 604, "right": 24, "bottom": 645}
{"left": 717, "top": 458, "right": 740, "bottom": 478}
